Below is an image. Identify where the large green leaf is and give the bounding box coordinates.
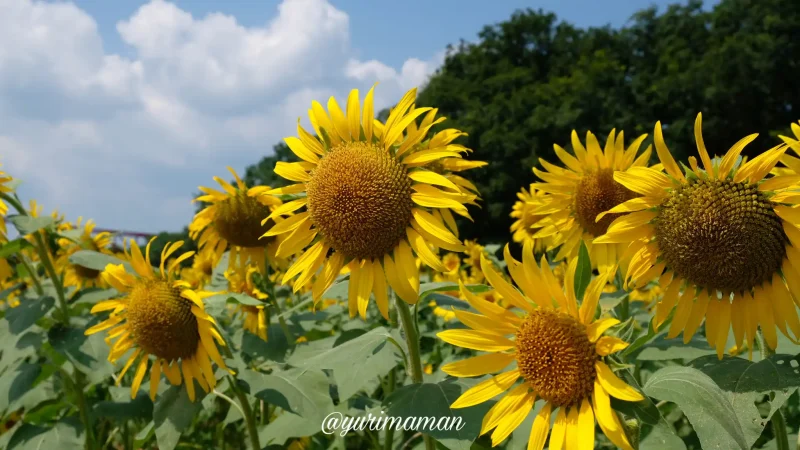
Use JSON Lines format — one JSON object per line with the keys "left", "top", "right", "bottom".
{"left": 237, "top": 367, "right": 333, "bottom": 422}
{"left": 4, "top": 296, "right": 54, "bottom": 334}
{"left": 574, "top": 241, "right": 591, "bottom": 300}
{"left": 7, "top": 215, "right": 55, "bottom": 235}
{"left": 48, "top": 326, "right": 113, "bottom": 387}
{"left": 6, "top": 417, "right": 83, "bottom": 450}
{"left": 643, "top": 366, "right": 749, "bottom": 449}
{"left": 0, "top": 239, "right": 33, "bottom": 259}
{"left": 382, "top": 380, "right": 494, "bottom": 450}
{"left": 258, "top": 411, "right": 321, "bottom": 447}
{"left": 93, "top": 391, "right": 153, "bottom": 422}
{"left": 0, "top": 363, "right": 40, "bottom": 413}
{"left": 690, "top": 354, "right": 800, "bottom": 448}
{"left": 71, "top": 288, "right": 118, "bottom": 305}
{"left": 0, "top": 321, "right": 42, "bottom": 373}
{"left": 152, "top": 384, "right": 206, "bottom": 450}
{"left": 632, "top": 335, "right": 716, "bottom": 361}
{"left": 69, "top": 250, "right": 133, "bottom": 273}
{"left": 287, "top": 327, "right": 402, "bottom": 401}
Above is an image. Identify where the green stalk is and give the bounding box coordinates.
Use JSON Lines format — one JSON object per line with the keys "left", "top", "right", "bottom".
{"left": 394, "top": 297, "right": 435, "bottom": 450}
{"left": 759, "top": 330, "right": 790, "bottom": 450}
{"left": 17, "top": 256, "right": 44, "bottom": 295}
{"left": 383, "top": 369, "right": 396, "bottom": 450}
{"left": 32, "top": 231, "right": 70, "bottom": 324}
{"left": 228, "top": 376, "right": 261, "bottom": 450}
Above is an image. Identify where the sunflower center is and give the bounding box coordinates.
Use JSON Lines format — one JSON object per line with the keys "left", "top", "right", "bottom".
{"left": 213, "top": 192, "right": 273, "bottom": 248}
{"left": 306, "top": 141, "right": 414, "bottom": 260}
{"left": 574, "top": 168, "right": 637, "bottom": 237}
{"left": 653, "top": 178, "right": 787, "bottom": 293}
{"left": 126, "top": 279, "right": 199, "bottom": 361}
{"left": 515, "top": 309, "right": 597, "bottom": 407}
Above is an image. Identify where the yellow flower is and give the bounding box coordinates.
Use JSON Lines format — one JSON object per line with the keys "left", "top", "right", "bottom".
{"left": 85, "top": 239, "right": 229, "bottom": 402}
{"left": 597, "top": 113, "right": 800, "bottom": 357}
{"left": 438, "top": 245, "right": 641, "bottom": 450}
{"left": 531, "top": 129, "right": 652, "bottom": 271}
{"left": 510, "top": 185, "right": 551, "bottom": 253}
{"left": 0, "top": 164, "right": 13, "bottom": 242}
{"left": 189, "top": 167, "right": 285, "bottom": 273}
{"left": 226, "top": 265, "right": 269, "bottom": 341}
{"left": 266, "top": 86, "right": 481, "bottom": 319}
{"left": 180, "top": 245, "right": 225, "bottom": 289}
{"left": 56, "top": 218, "right": 113, "bottom": 291}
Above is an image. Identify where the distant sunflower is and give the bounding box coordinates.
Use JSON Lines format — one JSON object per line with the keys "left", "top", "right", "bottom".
{"left": 226, "top": 265, "right": 269, "bottom": 341}
{"left": 57, "top": 219, "right": 113, "bottom": 291}
{"left": 438, "top": 242, "right": 641, "bottom": 449}
{"left": 85, "top": 239, "right": 229, "bottom": 401}
{"left": 190, "top": 167, "right": 285, "bottom": 273}
{"left": 531, "top": 130, "right": 652, "bottom": 271}
{"left": 510, "top": 185, "right": 551, "bottom": 253}
{"left": 597, "top": 113, "right": 800, "bottom": 356}
{"left": 181, "top": 245, "right": 225, "bottom": 289}
{"left": 0, "top": 163, "right": 13, "bottom": 242}
{"left": 265, "top": 86, "right": 481, "bottom": 319}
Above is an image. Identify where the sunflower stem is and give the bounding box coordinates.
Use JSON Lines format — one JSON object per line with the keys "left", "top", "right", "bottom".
{"left": 619, "top": 296, "right": 630, "bottom": 321}
{"left": 17, "top": 256, "right": 44, "bottom": 295}
{"left": 758, "top": 330, "right": 790, "bottom": 450}
{"left": 32, "top": 231, "right": 71, "bottom": 324}
{"left": 73, "top": 371, "right": 96, "bottom": 450}
{"left": 394, "top": 297, "right": 436, "bottom": 450}
{"left": 383, "top": 369, "right": 396, "bottom": 450}
{"left": 228, "top": 376, "right": 261, "bottom": 450}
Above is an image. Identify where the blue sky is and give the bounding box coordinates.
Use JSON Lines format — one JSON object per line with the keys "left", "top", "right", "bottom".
{"left": 2, "top": 0, "right": 717, "bottom": 235}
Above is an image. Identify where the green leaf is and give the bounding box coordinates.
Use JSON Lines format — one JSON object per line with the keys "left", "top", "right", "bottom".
{"left": 419, "top": 282, "right": 490, "bottom": 299}
{"left": 633, "top": 336, "right": 717, "bottom": 361}
{"left": 7, "top": 215, "right": 55, "bottom": 235}
{"left": 6, "top": 417, "right": 83, "bottom": 450}
{"left": 55, "top": 229, "right": 83, "bottom": 244}
{"left": 287, "top": 327, "right": 402, "bottom": 401}
{"left": 382, "top": 380, "right": 493, "bottom": 450}
{"left": 48, "top": 326, "right": 112, "bottom": 387}
{"left": 152, "top": 384, "right": 206, "bottom": 450}
{"left": 69, "top": 250, "right": 133, "bottom": 273}
{"left": 4, "top": 296, "right": 54, "bottom": 334}
{"left": 0, "top": 363, "right": 40, "bottom": 413}
{"left": 93, "top": 391, "right": 153, "bottom": 422}
{"left": 237, "top": 367, "right": 333, "bottom": 421}
{"left": 240, "top": 322, "right": 289, "bottom": 363}
{"left": 207, "top": 292, "right": 267, "bottom": 307}
{"left": 643, "top": 366, "right": 749, "bottom": 450}
{"left": 574, "top": 241, "right": 591, "bottom": 300}
{"left": 71, "top": 288, "right": 118, "bottom": 305}
{"left": 639, "top": 419, "right": 688, "bottom": 450}
{"left": 133, "top": 421, "right": 155, "bottom": 450}
{"left": 0, "top": 239, "right": 33, "bottom": 259}
{"left": 0, "top": 322, "right": 43, "bottom": 373}
{"left": 258, "top": 411, "right": 321, "bottom": 447}
{"left": 690, "top": 354, "right": 800, "bottom": 447}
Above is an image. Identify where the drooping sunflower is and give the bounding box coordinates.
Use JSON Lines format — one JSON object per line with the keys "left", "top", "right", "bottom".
{"left": 531, "top": 130, "right": 652, "bottom": 271}
{"left": 265, "top": 86, "right": 481, "bottom": 319}
{"left": 190, "top": 167, "right": 285, "bottom": 273}
{"left": 596, "top": 113, "right": 800, "bottom": 356}
{"left": 85, "top": 239, "right": 229, "bottom": 401}
{"left": 510, "top": 185, "right": 551, "bottom": 253}
{"left": 226, "top": 264, "right": 269, "bottom": 341}
{"left": 438, "top": 242, "right": 642, "bottom": 449}
{"left": 56, "top": 218, "right": 113, "bottom": 291}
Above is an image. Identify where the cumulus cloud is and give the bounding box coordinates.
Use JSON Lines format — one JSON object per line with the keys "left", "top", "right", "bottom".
{"left": 0, "top": 0, "right": 443, "bottom": 233}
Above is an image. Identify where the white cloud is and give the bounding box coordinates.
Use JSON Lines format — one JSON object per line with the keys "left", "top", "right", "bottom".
{"left": 0, "top": 0, "right": 443, "bottom": 233}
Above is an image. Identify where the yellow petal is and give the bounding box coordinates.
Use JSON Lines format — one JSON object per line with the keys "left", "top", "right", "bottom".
{"left": 490, "top": 387, "right": 535, "bottom": 446}
{"left": 451, "top": 369, "right": 520, "bottom": 408}
{"left": 653, "top": 121, "right": 686, "bottom": 182}
{"left": 441, "top": 352, "right": 515, "bottom": 378}
{"left": 284, "top": 137, "right": 320, "bottom": 164}
{"left": 592, "top": 381, "right": 634, "bottom": 450}
{"left": 595, "top": 336, "right": 629, "bottom": 356}
{"left": 577, "top": 398, "right": 595, "bottom": 450}
{"left": 595, "top": 361, "right": 644, "bottom": 402}
{"left": 150, "top": 360, "right": 162, "bottom": 401}
{"left": 437, "top": 329, "right": 516, "bottom": 352}
{"left": 527, "top": 402, "right": 552, "bottom": 450}
{"left": 131, "top": 355, "right": 149, "bottom": 399}
{"left": 586, "top": 318, "right": 620, "bottom": 342}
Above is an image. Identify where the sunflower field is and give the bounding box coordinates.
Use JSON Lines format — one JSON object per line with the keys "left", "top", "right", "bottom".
{"left": 3, "top": 79, "right": 800, "bottom": 450}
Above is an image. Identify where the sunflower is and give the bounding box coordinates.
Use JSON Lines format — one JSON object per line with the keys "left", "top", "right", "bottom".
{"left": 596, "top": 113, "right": 800, "bottom": 356}
{"left": 438, "top": 242, "right": 642, "bottom": 449}
{"left": 265, "top": 86, "right": 481, "bottom": 319}
{"left": 510, "top": 185, "right": 551, "bottom": 253}
{"left": 190, "top": 167, "right": 285, "bottom": 274}
{"left": 85, "top": 239, "right": 229, "bottom": 401}
{"left": 56, "top": 218, "right": 113, "bottom": 291}
{"left": 226, "top": 264, "right": 269, "bottom": 341}
{"left": 181, "top": 245, "right": 225, "bottom": 289}
{"left": 0, "top": 163, "right": 13, "bottom": 242}
{"left": 530, "top": 129, "right": 652, "bottom": 271}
